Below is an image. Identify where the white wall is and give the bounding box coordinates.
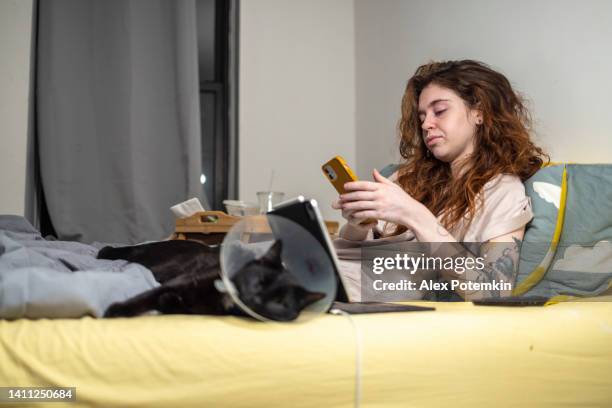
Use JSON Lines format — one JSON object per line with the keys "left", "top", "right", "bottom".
{"left": 0, "top": 0, "right": 33, "bottom": 215}
{"left": 355, "top": 0, "right": 612, "bottom": 177}
{"left": 239, "top": 0, "right": 356, "bottom": 222}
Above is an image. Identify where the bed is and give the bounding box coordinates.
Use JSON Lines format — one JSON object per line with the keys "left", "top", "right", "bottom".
{"left": 2, "top": 297, "right": 611, "bottom": 407}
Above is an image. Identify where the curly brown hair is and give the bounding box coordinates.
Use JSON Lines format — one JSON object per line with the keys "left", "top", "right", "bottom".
{"left": 394, "top": 60, "right": 548, "bottom": 236}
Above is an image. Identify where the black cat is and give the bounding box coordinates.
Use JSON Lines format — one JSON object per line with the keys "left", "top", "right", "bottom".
{"left": 97, "top": 239, "right": 325, "bottom": 321}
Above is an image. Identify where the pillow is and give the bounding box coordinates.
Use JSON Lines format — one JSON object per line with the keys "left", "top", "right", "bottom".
{"left": 516, "top": 164, "right": 612, "bottom": 298}
{"left": 379, "top": 163, "right": 399, "bottom": 178}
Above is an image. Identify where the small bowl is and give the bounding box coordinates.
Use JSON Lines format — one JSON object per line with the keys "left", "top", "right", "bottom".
{"left": 223, "top": 200, "right": 259, "bottom": 217}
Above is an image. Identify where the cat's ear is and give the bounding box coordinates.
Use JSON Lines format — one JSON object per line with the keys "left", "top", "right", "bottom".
{"left": 295, "top": 286, "right": 326, "bottom": 308}
{"left": 260, "top": 240, "right": 283, "bottom": 266}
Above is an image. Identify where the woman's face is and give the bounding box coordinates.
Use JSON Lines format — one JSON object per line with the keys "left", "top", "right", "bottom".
{"left": 417, "top": 83, "right": 481, "bottom": 165}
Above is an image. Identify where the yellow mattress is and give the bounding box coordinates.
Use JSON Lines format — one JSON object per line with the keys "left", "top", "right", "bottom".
{"left": 1, "top": 298, "right": 611, "bottom": 407}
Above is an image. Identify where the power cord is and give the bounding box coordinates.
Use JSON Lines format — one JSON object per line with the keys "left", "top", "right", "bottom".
{"left": 329, "top": 308, "right": 362, "bottom": 408}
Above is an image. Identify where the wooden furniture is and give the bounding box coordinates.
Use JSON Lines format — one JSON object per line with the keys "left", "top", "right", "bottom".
{"left": 172, "top": 211, "right": 339, "bottom": 245}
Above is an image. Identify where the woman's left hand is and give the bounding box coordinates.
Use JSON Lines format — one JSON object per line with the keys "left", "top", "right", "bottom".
{"left": 339, "top": 169, "right": 425, "bottom": 227}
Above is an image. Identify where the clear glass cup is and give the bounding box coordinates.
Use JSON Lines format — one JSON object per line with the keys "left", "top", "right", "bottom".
{"left": 257, "top": 191, "right": 285, "bottom": 213}
{"left": 223, "top": 200, "right": 259, "bottom": 217}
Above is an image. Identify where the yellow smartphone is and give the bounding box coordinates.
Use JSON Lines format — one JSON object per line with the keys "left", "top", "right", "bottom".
{"left": 322, "top": 156, "right": 358, "bottom": 195}
{"left": 322, "top": 156, "right": 376, "bottom": 225}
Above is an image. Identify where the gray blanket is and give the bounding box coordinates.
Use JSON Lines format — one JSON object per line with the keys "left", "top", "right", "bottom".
{"left": 0, "top": 215, "right": 159, "bottom": 319}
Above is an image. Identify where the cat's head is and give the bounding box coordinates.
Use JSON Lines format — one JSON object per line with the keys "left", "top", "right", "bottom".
{"left": 231, "top": 240, "right": 326, "bottom": 321}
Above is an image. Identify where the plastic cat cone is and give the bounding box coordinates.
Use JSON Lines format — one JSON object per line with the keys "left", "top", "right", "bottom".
{"left": 219, "top": 215, "right": 336, "bottom": 322}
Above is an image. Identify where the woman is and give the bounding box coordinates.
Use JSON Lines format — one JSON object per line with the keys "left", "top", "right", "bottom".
{"left": 333, "top": 60, "right": 548, "bottom": 300}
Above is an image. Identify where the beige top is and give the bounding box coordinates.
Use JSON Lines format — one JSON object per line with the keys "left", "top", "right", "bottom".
{"left": 450, "top": 174, "right": 533, "bottom": 241}
{"left": 333, "top": 173, "right": 533, "bottom": 301}
{"left": 371, "top": 172, "right": 533, "bottom": 243}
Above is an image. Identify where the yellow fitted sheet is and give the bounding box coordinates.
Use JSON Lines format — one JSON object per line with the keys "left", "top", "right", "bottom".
{"left": 1, "top": 298, "right": 612, "bottom": 407}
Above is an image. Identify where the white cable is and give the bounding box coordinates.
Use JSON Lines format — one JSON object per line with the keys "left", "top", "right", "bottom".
{"left": 330, "top": 308, "right": 362, "bottom": 408}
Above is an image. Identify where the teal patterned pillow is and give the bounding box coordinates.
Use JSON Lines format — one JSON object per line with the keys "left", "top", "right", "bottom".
{"left": 517, "top": 164, "right": 612, "bottom": 297}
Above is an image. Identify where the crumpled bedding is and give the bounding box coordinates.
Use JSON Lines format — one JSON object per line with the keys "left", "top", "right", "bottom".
{"left": 0, "top": 215, "right": 159, "bottom": 319}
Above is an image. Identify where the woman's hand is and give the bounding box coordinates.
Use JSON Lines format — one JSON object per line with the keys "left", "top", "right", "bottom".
{"left": 331, "top": 198, "right": 378, "bottom": 232}
{"left": 338, "top": 169, "right": 424, "bottom": 227}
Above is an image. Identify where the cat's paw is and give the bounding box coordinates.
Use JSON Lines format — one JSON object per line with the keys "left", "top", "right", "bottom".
{"left": 158, "top": 292, "right": 185, "bottom": 313}
{"left": 103, "top": 302, "right": 129, "bottom": 318}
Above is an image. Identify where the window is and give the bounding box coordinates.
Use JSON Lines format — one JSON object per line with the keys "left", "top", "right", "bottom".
{"left": 196, "top": 0, "right": 238, "bottom": 210}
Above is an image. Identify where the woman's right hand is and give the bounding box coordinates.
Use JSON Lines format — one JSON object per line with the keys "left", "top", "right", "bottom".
{"left": 332, "top": 199, "right": 377, "bottom": 233}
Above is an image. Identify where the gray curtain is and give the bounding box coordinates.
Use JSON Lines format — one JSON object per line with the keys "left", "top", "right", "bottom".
{"left": 36, "top": 0, "right": 207, "bottom": 243}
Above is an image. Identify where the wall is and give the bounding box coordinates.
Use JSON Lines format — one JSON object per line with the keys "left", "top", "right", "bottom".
{"left": 239, "top": 0, "right": 356, "bottom": 222}
{"left": 0, "top": 0, "right": 33, "bottom": 215}
{"left": 354, "top": 0, "right": 612, "bottom": 176}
